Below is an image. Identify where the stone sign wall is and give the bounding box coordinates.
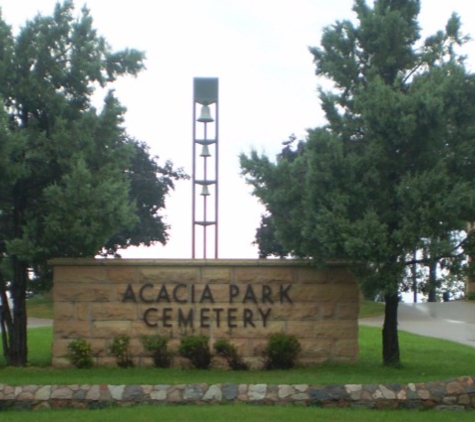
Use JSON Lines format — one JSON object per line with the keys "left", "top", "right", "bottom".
{"left": 51, "top": 259, "right": 359, "bottom": 368}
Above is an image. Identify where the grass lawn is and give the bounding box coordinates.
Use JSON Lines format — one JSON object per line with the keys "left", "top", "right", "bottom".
{"left": 358, "top": 300, "right": 384, "bottom": 318}
{"left": 1, "top": 404, "right": 475, "bottom": 422}
{"left": 1, "top": 324, "right": 474, "bottom": 386}
{"left": 26, "top": 295, "right": 54, "bottom": 319}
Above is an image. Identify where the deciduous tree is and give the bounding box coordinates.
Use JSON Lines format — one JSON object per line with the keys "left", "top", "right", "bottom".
{"left": 0, "top": 1, "right": 183, "bottom": 366}
{"left": 240, "top": 0, "right": 475, "bottom": 366}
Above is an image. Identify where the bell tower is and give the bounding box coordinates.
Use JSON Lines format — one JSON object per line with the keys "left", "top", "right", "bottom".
{"left": 192, "top": 77, "right": 219, "bottom": 259}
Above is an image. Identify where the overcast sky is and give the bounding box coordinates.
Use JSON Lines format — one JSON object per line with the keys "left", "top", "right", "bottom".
{"left": 2, "top": 0, "right": 475, "bottom": 259}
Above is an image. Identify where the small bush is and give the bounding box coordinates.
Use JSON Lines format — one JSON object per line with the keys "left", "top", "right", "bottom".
{"left": 141, "top": 335, "right": 173, "bottom": 368}
{"left": 179, "top": 335, "right": 211, "bottom": 369}
{"left": 263, "top": 333, "right": 301, "bottom": 370}
{"left": 110, "top": 334, "right": 134, "bottom": 368}
{"left": 214, "top": 339, "right": 248, "bottom": 370}
{"left": 67, "top": 338, "right": 93, "bottom": 369}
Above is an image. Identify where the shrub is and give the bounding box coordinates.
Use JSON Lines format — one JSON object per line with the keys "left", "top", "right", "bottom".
{"left": 109, "top": 334, "right": 134, "bottom": 368}
{"left": 67, "top": 338, "right": 93, "bottom": 369}
{"left": 214, "top": 339, "right": 248, "bottom": 370}
{"left": 141, "top": 335, "right": 173, "bottom": 368}
{"left": 263, "top": 333, "right": 301, "bottom": 370}
{"left": 179, "top": 335, "right": 211, "bottom": 369}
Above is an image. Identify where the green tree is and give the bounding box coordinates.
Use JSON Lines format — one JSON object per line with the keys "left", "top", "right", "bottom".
{"left": 0, "top": 1, "right": 183, "bottom": 366}
{"left": 240, "top": 0, "right": 475, "bottom": 367}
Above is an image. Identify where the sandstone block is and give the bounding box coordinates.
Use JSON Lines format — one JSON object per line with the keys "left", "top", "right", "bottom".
{"left": 90, "top": 303, "right": 137, "bottom": 321}
{"left": 107, "top": 266, "right": 136, "bottom": 284}
{"left": 139, "top": 267, "right": 199, "bottom": 283}
{"left": 201, "top": 267, "right": 231, "bottom": 284}
{"left": 54, "top": 302, "right": 74, "bottom": 320}
{"left": 233, "top": 267, "right": 295, "bottom": 284}
{"left": 299, "top": 339, "right": 333, "bottom": 359}
{"left": 270, "top": 303, "right": 320, "bottom": 321}
{"left": 130, "top": 320, "right": 175, "bottom": 338}
{"left": 224, "top": 321, "right": 286, "bottom": 338}
{"left": 51, "top": 261, "right": 359, "bottom": 367}
{"left": 321, "top": 302, "right": 336, "bottom": 319}
{"left": 74, "top": 303, "right": 90, "bottom": 321}
{"left": 55, "top": 320, "right": 90, "bottom": 338}
{"left": 286, "top": 321, "right": 317, "bottom": 338}
{"left": 54, "top": 284, "right": 116, "bottom": 302}
{"left": 337, "top": 302, "right": 360, "bottom": 320}
{"left": 52, "top": 339, "right": 70, "bottom": 357}
{"left": 54, "top": 266, "right": 106, "bottom": 283}
{"left": 92, "top": 321, "right": 131, "bottom": 338}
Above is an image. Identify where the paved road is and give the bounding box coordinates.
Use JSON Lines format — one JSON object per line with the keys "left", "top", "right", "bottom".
{"left": 359, "top": 301, "right": 475, "bottom": 348}
{"left": 28, "top": 318, "right": 53, "bottom": 328}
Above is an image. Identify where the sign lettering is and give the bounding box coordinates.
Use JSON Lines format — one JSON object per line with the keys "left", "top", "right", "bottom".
{"left": 122, "top": 282, "right": 292, "bottom": 328}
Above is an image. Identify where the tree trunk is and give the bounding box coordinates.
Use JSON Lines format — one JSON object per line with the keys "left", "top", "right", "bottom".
{"left": 412, "top": 250, "right": 418, "bottom": 303}
{"left": 382, "top": 293, "right": 400, "bottom": 367}
{"left": 427, "top": 259, "right": 437, "bottom": 302}
{"left": 0, "top": 273, "right": 13, "bottom": 361}
{"left": 6, "top": 257, "right": 29, "bottom": 366}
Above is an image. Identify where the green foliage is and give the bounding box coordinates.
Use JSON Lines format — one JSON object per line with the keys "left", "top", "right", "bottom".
{"left": 263, "top": 333, "right": 301, "bottom": 370}
{"left": 359, "top": 300, "right": 384, "bottom": 319}
{"left": 213, "top": 339, "right": 249, "bottom": 370}
{"left": 67, "top": 339, "right": 93, "bottom": 369}
{"left": 141, "top": 335, "right": 173, "bottom": 368}
{"left": 0, "top": 0, "right": 185, "bottom": 366}
{"left": 109, "top": 335, "right": 134, "bottom": 368}
{"left": 179, "top": 335, "right": 211, "bottom": 369}
{"left": 240, "top": 0, "right": 475, "bottom": 367}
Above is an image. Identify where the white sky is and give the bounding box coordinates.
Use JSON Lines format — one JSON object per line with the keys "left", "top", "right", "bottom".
{"left": 2, "top": 0, "right": 475, "bottom": 259}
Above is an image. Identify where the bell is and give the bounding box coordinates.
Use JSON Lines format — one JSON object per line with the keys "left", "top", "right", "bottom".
{"left": 201, "top": 185, "right": 210, "bottom": 196}
{"left": 200, "top": 144, "right": 211, "bottom": 157}
{"left": 197, "top": 105, "right": 214, "bottom": 123}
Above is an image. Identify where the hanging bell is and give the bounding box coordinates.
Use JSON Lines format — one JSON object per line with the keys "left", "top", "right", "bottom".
{"left": 200, "top": 144, "right": 211, "bottom": 157}
{"left": 197, "top": 104, "right": 214, "bottom": 123}
{"left": 201, "top": 185, "right": 210, "bottom": 196}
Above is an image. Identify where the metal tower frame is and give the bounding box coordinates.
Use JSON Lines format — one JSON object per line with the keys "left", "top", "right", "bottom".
{"left": 192, "top": 77, "right": 219, "bottom": 259}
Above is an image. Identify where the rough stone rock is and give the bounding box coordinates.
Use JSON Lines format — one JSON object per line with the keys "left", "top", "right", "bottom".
{"left": 248, "top": 384, "right": 267, "bottom": 401}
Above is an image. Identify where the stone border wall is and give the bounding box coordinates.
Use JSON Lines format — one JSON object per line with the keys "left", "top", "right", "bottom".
{"left": 51, "top": 259, "right": 359, "bottom": 368}
{"left": 1, "top": 376, "right": 475, "bottom": 410}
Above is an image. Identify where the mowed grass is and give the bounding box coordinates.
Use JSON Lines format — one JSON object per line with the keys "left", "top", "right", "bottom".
{"left": 2, "top": 405, "right": 475, "bottom": 422}
{"left": 1, "top": 324, "right": 474, "bottom": 386}
{"left": 358, "top": 300, "right": 385, "bottom": 318}
{"left": 26, "top": 295, "right": 54, "bottom": 319}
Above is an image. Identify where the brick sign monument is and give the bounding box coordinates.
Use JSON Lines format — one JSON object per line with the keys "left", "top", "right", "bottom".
{"left": 51, "top": 259, "right": 359, "bottom": 368}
